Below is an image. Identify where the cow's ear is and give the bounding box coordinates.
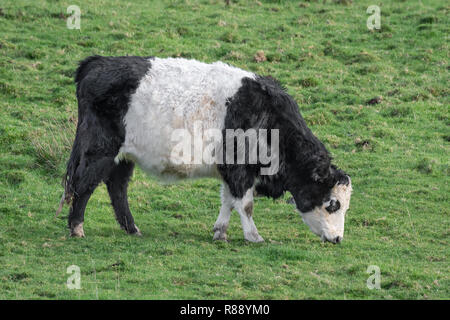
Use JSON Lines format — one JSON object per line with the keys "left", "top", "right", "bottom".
{"left": 331, "top": 166, "right": 350, "bottom": 186}
{"left": 337, "top": 174, "right": 350, "bottom": 186}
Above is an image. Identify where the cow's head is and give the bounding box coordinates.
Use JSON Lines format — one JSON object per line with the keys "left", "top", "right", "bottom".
{"left": 289, "top": 165, "right": 352, "bottom": 243}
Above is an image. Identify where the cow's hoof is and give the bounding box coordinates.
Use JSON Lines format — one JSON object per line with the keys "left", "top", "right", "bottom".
{"left": 244, "top": 232, "right": 264, "bottom": 243}
{"left": 70, "top": 222, "right": 85, "bottom": 238}
{"left": 213, "top": 231, "right": 228, "bottom": 241}
{"left": 128, "top": 225, "right": 142, "bottom": 236}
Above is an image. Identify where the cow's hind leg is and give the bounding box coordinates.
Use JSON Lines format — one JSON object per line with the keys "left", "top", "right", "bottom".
{"left": 105, "top": 161, "right": 141, "bottom": 235}
{"left": 69, "top": 191, "right": 91, "bottom": 237}
{"left": 68, "top": 156, "right": 115, "bottom": 237}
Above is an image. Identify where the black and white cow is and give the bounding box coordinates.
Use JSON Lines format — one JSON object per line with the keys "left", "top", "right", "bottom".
{"left": 60, "top": 55, "right": 352, "bottom": 243}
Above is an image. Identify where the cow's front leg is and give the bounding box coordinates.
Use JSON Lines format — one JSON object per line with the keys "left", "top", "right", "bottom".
{"left": 214, "top": 183, "right": 264, "bottom": 242}
{"left": 235, "top": 187, "right": 264, "bottom": 243}
{"left": 213, "top": 184, "right": 232, "bottom": 241}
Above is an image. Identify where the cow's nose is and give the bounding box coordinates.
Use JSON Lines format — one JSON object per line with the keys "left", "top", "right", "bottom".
{"left": 333, "top": 236, "right": 342, "bottom": 244}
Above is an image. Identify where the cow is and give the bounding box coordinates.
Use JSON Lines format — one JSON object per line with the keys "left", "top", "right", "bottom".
{"left": 59, "top": 55, "right": 352, "bottom": 244}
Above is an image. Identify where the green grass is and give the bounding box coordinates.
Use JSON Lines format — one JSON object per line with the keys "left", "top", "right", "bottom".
{"left": 0, "top": 0, "right": 448, "bottom": 299}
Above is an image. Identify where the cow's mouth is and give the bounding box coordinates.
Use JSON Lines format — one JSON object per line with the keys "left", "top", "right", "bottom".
{"left": 321, "top": 234, "right": 343, "bottom": 244}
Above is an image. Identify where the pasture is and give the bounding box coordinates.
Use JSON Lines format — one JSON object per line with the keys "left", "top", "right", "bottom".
{"left": 0, "top": 0, "right": 448, "bottom": 299}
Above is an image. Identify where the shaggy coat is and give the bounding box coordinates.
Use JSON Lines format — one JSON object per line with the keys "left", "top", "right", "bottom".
{"left": 61, "top": 55, "right": 350, "bottom": 242}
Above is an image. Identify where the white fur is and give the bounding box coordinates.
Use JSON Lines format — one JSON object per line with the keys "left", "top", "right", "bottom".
{"left": 212, "top": 184, "right": 233, "bottom": 241}
{"left": 213, "top": 184, "right": 263, "bottom": 242}
{"left": 118, "top": 57, "right": 255, "bottom": 180}
{"left": 300, "top": 178, "right": 352, "bottom": 242}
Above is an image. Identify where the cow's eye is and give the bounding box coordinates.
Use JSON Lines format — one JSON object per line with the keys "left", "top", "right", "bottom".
{"left": 325, "top": 199, "right": 340, "bottom": 213}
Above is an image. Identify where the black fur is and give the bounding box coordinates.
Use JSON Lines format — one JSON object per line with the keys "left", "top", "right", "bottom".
{"left": 218, "top": 76, "right": 349, "bottom": 213}
{"left": 63, "top": 55, "right": 151, "bottom": 233}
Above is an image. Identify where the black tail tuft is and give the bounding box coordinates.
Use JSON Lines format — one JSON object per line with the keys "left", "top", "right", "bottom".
{"left": 57, "top": 132, "right": 81, "bottom": 215}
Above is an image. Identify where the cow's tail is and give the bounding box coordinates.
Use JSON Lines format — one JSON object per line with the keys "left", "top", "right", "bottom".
{"left": 56, "top": 108, "right": 85, "bottom": 216}
{"left": 56, "top": 134, "right": 81, "bottom": 216}
{"left": 56, "top": 57, "right": 100, "bottom": 216}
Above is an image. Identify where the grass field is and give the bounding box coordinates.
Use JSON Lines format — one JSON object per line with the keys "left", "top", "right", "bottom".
{"left": 0, "top": 0, "right": 448, "bottom": 299}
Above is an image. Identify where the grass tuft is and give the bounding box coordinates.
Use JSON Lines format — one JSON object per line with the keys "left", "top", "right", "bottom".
{"left": 30, "top": 119, "right": 76, "bottom": 176}
{"left": 415, "top": 158, "right": 436, "bottom": 175}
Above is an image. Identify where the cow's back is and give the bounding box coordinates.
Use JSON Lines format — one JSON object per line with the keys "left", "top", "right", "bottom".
{"left": 120, "top": 57, "right": 255, "bottom": 180}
